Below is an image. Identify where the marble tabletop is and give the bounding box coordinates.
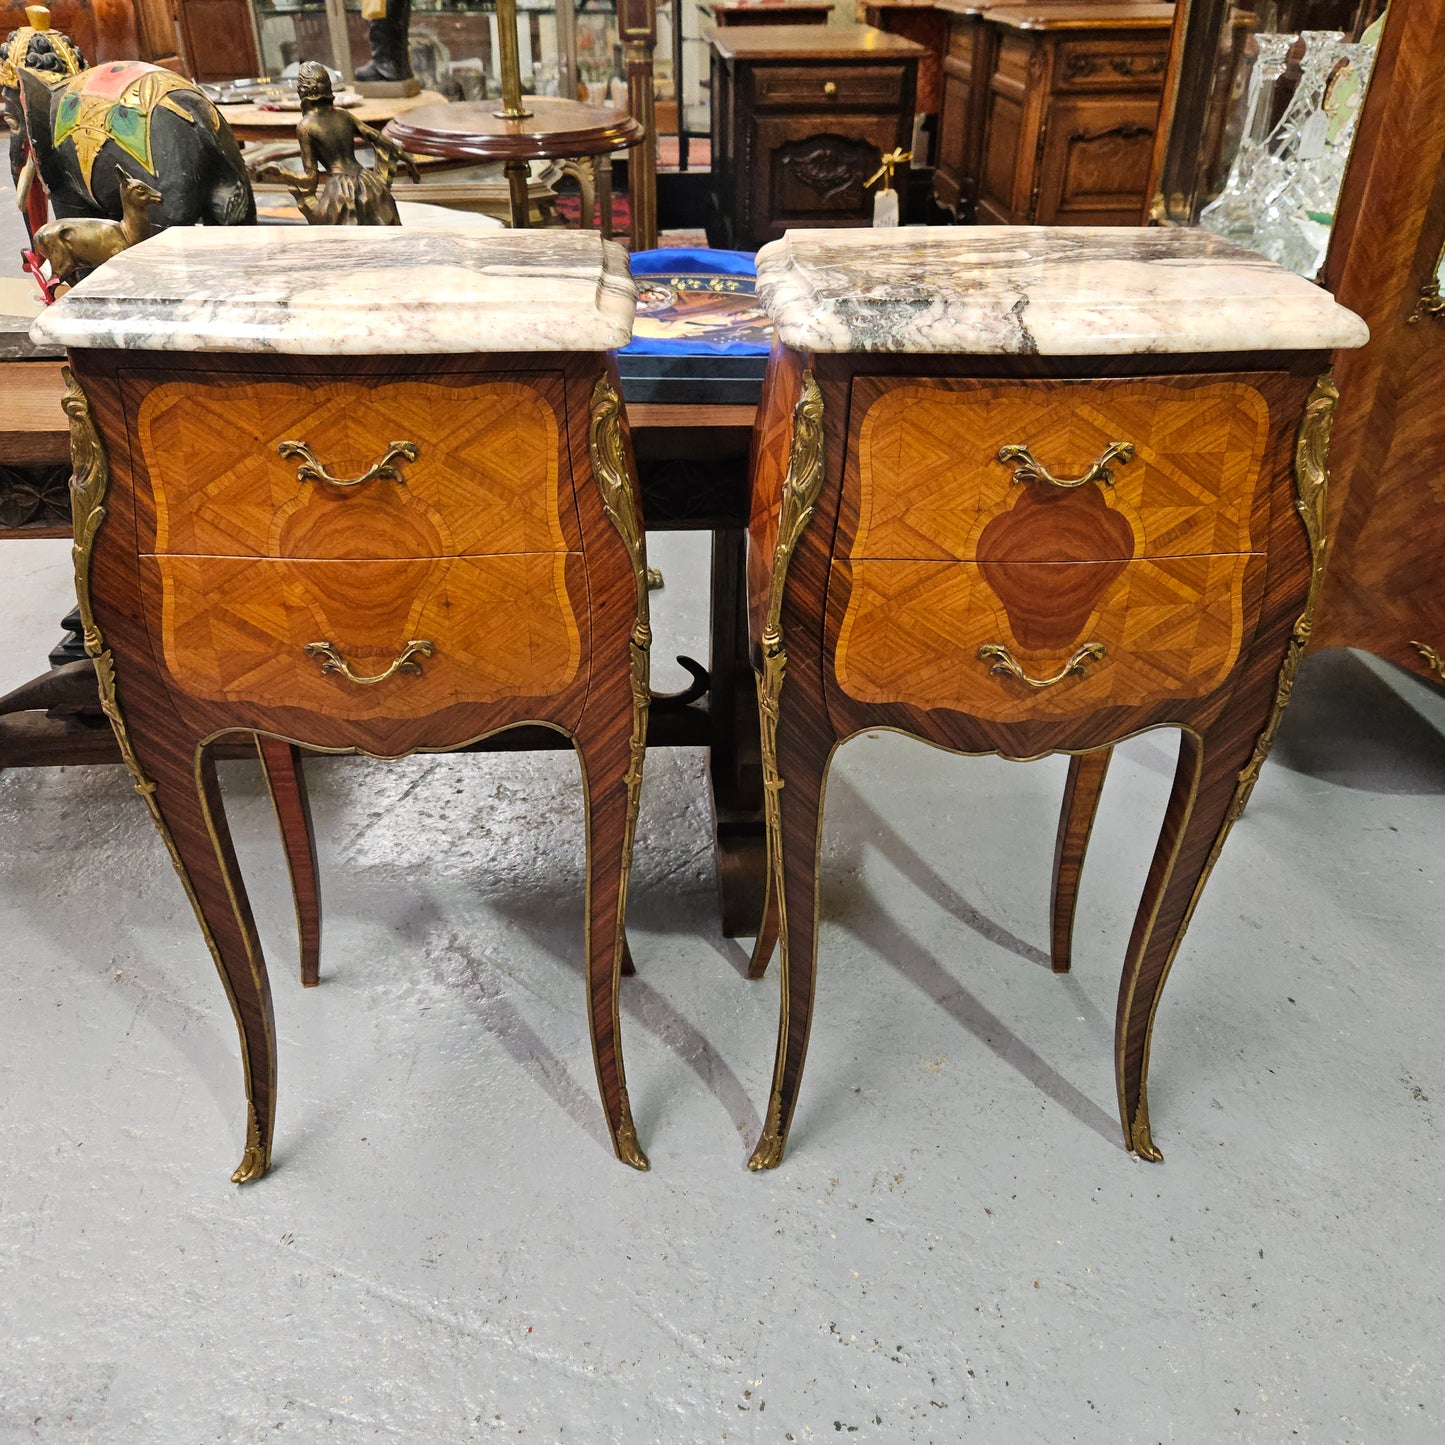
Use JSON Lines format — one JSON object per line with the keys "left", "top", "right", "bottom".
{"left": 30, "top": 226, "right": 637, "bottom": 355}
{"left": 755, "top": 226, "right": 1369, "bottom": 355}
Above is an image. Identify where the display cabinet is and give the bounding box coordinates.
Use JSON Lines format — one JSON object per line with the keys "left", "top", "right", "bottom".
{"left": 178, "top": 0, "right": 623, "bottom": 97}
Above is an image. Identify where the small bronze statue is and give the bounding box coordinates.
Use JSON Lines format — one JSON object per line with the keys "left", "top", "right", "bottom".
{"left": 251, "top": 62, "right": 418, "bottom": 227}
{"left": 32, "top": 163, "right": 162, "bottom": 286}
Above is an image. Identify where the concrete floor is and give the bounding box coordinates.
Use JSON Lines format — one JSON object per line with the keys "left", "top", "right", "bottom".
{"left": 1, "top": 528, "right": 1443, "bottom": 1443}
{"left": 4, "top": 209, "right": 1445, "bottom": 1441}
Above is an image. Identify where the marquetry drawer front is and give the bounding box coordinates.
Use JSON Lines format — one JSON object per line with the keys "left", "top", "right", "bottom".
{"left": 752, "top": 64, "right": 908, "bottom": 110}
{"left": 1055, "top": 40, "right": 1170, "bottom": 92}
{"left": 848, "top": 378, "right": 1274, "bottom": 564}
{"left": 129, "top": 376, "right": 572, "bottom": 559}
{"left": 144, "top": 554, "right": 584, "bottom": 720}
{"left": 830, "top": 555, "right": 1260, "bottom": 723}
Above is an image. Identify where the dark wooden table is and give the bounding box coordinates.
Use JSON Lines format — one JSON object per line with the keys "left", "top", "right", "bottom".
{"left": 708, "top": 1, "right": 836, "bottom": 25}
{"left": 386, "top": 98, "right": 646, "bottom": 232}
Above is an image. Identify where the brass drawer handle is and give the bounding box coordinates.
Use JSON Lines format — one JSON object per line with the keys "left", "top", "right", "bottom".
{"left": 997, "top": 440, "right": 1135, "bottom": 489}
{"left": 979, "top": 641, "right": 1106, "bottom": 688}
{"left": 278, "top": 439, "right": 419, "bottom": 488}
{"left": 304, "top": 639, "right": 434, "bottom": 685}
{"left": 823, "top": 80, "right": 837, "bottom": 97}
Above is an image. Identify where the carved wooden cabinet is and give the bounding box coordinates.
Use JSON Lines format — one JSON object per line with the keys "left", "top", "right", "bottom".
{"left": 932, "top": 0, "right": 1018, "bottom": 218}
{"left": 970, "top": 1, "right": 1174, "bottom": 225}
{"left": 742, "top": 226, "right": 1364, "bottom": 1169}
{"left": 707, "top": 22, "right": 922, "bottom": 249}
{"left": 34, "top": 227, "right": 656, "bottom": 1182}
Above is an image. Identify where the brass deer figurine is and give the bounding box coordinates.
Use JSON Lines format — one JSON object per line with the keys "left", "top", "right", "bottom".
{"left": 33, "top": 165, "right": 163, "bottom": 288}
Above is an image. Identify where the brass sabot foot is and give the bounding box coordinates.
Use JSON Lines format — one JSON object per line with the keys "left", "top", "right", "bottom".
{"left": 748, "top": 1131, "right": 784, "bottom": 1171}
{"left": 615, "top": 1119, "right": 650, "bottom": 1172}
{"left": 231, "top": 1105, "right": 271, "bottom": 1183}
{"left": 1130, "top": 1111, "right": 1163, "bottom": 1163}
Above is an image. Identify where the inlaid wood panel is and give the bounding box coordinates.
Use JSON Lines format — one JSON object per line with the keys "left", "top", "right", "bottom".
{"left": 128, "top": 376, "right": 573, "bottom": 559}
{"left": 830, "top": 553, "right": 1260, "bottom": 722}
{"left": 848, "top": 377, "right": 1275, "bottom": 564}
{"left": 145, "top": 553, "right": 585, "bottom": 720}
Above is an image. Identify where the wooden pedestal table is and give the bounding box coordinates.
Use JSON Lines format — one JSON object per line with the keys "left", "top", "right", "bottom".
{"left": 32, "top": 226, "right": 655, "bottom": 1182}
{"left": 742, "top": 226, "right": 1366, "bottom": 1169}
{"left": 386, "top": 99, "right": 646, "bottom": 236}
{"left": 218, "top": 90, "right": 447, "bottom": 145}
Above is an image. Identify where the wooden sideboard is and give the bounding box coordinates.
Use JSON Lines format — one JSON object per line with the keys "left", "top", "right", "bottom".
{"left": 931, "top": 0, "right": 1173, "bottom": 223}
{"left": 742, "top": 226, "right": 1364, "bottom": 1169}
{"left": 708, "top": 22, "right": 922, "bottom": 249}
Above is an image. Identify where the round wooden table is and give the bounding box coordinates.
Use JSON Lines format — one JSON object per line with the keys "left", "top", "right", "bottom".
{"left": 385, "top": 98, "right": 646, "bottom": 231}
{"left": 219, "top": 90, "right": 449, "bottom": 145}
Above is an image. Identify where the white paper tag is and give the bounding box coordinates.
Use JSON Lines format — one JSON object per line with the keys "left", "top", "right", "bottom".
{"left": 1297, "top": 109, "right": 1329, "bottom": 161}
{"left": 872, "top": 189, "right": 900, "bottom": 228}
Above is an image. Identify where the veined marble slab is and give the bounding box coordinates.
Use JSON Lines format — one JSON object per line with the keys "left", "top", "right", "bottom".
{"left": 30, "top": 226, "right": 636, "bottom": 354}
{"left": 755, "top": 226, "right": 1368, "bottom": 355}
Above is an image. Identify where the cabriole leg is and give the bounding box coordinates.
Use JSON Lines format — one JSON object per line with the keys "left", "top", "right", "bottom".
{"left": 1051, "top": 748, "right": 1112, "bottom": 974}
{"left": 256, "top": 736, "right": 322, "bottom": 988}
{"left": 749, "top": 721, "right": 830, "bottom": 1171}
{"left": 1115, "top": 727, "right": 1256, "bottom": 1162}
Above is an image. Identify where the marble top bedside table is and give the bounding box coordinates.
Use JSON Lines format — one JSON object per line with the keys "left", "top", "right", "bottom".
{"left": 742, "top": 226, "right": 1366, "bottom": 1169}
{"left": 34, "top": 226, "right": 655, "bottom": 1180}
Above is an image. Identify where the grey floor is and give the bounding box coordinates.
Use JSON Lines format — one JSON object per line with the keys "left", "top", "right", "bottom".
{"left": 1, "top": 531, "right": 1443, "bottom": 1443}
{"left": 3, "top": 210, "right": 1445, "bottom": 1441}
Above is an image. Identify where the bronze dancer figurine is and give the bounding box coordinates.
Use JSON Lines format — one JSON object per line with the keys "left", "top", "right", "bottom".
{"left": 252, "top": 63, "right": 418, "bottom": 226}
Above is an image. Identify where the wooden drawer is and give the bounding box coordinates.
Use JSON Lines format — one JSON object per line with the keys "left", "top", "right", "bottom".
{"left": 829, "top": 553, "right": 1263, "bottom": 723}
{"left": 752, "top": 64, "right": 908, "bottom": 110}
{"left": 846, "top": 377, "right": 1275, "bottom": 564}
{"left": 127, "top": 374, "right": 576, "bottom": 559}
{"left": 1054, "top": 39, "right": 1170, "bottom": 92}
{"left": 143, "top": 553, "right": 585, "bottom": 720}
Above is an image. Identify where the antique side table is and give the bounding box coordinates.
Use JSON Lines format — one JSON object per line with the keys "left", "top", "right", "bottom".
{"left": 743, "top": 226, "right": 1367, "bottom": 1169}
{"left": 33, "top": 226, "right": 655, "bottom": 1180}
{"left": 385, "top": 99, "right": 646, "bottom": 236}
{"left": 707, "top": 24, "right": 923, "bottom": 249}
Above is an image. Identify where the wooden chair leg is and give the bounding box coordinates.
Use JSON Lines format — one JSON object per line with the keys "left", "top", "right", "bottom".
{"left": 1050, "top": 747, "right": 1112, "bottom": 974}
{"left": 575, "top": 704, "right": 649, "bottom": 1170}
{"left": 1115, "top": 726, "right": 1257, "bottom": 1162}
{"left": 128, "top": 726, "right": 278, "bottom": 1183}
{"left": 749, "top": 721, "right": 831, "bottom": 1171}
{"left": 256, "top": 736, "right": 322, "bottom": 988}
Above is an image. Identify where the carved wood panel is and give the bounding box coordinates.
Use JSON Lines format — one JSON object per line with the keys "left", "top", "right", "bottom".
{"left": 1037, "top": 96, "right": 1162, "bottom": 223}
{"left": 754, "top": 120, "right": 894, "bottom": 232}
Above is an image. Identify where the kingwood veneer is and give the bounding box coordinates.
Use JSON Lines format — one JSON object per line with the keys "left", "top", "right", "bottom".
{"left": 35, "top": 227, "right": 655, "bottom": 1181}
{"left": 743, "top": 225, "right": 1364, "bottom": 1169}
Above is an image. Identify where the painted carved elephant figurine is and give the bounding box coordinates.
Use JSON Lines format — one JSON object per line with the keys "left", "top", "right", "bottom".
{"left": 14, "top": 59, "right": 254, "bottom": 226}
